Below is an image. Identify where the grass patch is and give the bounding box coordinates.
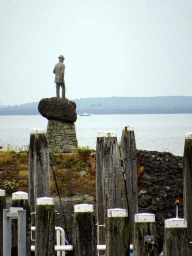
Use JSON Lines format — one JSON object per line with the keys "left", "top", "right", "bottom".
{"left": 0, "top": 149, "right": 29, "bottom": 194}
{"left": 0, "top": 147, "right": 95, "bottom": 199}
{"left": 51, "top": 152, "right": 96, "bottom": 198}
{"left": 19, "top": 170, "right": 29, "bottom": 179}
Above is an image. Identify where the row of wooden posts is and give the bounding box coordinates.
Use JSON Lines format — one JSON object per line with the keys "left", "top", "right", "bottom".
{"left": 0, "top": 190, "right": 190, "bottom": 256}
{"left": 1, "top": 127, "right": 192, "bottom": 255}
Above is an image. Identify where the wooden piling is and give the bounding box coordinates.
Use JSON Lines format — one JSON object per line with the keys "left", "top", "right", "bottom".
{"left": 11, "top": 191, "right": 31, "bottom": 256}
{"left": 73, "top": 204, "right": 97, "bottom": 256}
{"left": 121, "top": 126, "right": 138, "bottom": 243}
{"left": 106, "top": 208, "right": 129, "bottom": 256}
{"left": 0, "top": 189, "right": 6, "bottom": 256}
{"left": 183, "top": 132, "right": 192, "bottom": 252}
{"left": 35, "top": 197, "right": 55, "bottom": 256}
{"left": 163, "top": 218, "right": 189, "bottom": 256}
{"left": 29, "top": 129, "right": 51, "bottom": 215}
{"left": 96, "top": 132, "right": 121, "bottom": 245}
{"left": 133, "top": 213, "right": 159, "bottom": 256}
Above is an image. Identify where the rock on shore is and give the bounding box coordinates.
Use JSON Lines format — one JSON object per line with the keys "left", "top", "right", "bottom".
{"left": 137, "top": 150, "right": 183, "bottom": 252}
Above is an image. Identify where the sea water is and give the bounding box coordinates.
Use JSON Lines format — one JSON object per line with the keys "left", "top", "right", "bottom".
{"left": 0, "top": 113, "right": 192, "bottom": 156}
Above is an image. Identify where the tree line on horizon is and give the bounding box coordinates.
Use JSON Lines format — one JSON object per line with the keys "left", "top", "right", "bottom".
{"left": 1, "top": 96, "right": 192, "bottom": 109}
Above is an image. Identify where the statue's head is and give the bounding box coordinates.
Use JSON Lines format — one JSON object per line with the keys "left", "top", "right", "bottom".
{"left": 58, "top": 55, "right": 65, "bottom": 63}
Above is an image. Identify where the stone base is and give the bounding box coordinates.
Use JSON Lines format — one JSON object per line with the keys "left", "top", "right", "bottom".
{"left": 46, "top": 120, "right": 78, "bottom": 153}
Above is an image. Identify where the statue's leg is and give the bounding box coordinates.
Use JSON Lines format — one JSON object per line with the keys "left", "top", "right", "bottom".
{"left": 56, "top": 83, "right": 60, "bottom": 97}
{"left": 62, "top": 83, "right": 65, "bottom": 99}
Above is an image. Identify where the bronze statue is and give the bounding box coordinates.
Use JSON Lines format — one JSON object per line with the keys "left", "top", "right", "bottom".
{"left": 53, "top": 55, "right": 65, "bottom": 98}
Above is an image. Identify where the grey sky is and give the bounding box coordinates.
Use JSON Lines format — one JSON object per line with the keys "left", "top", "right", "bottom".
{"left": 1, "top": 0, "right": 192, "bottom": 106}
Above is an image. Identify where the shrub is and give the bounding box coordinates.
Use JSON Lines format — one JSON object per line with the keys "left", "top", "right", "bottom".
{"left": 137, "top": 151, "right": 146, "bottom": 183}
{"left": 0, "top": 180, "right": 19, "bottom": 195}
{"left": 76, "top": 146, "right": 92, "bottom": 162}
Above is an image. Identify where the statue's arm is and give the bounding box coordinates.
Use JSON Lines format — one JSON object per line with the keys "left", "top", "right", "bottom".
{"left": 62, "top": 65, "right": 65, "bottom": 78}
{"left": 53, "top": 66, "right": 56, "bottom": 74}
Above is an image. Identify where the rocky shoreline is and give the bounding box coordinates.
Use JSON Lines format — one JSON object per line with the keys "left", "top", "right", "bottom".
{"left": 137, "top": 150, "right": 183, "bottom": 252}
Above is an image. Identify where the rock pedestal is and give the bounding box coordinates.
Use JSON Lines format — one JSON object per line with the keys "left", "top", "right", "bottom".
{"left": 46, "top": 120, "right": 78, "bottom": 153}
{"left": 38, "top": 97, "right": 78, "bottom": 153}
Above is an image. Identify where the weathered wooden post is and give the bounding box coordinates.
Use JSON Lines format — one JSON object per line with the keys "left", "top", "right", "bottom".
{"left": 133, "top": 213, "right": 159, "bottom": 256}
{"left": 73, "top": 204, "right": 97, "bottom": 256}
{"left": 0, "top": 189, "right": 6, "bottom": 256}
{"left": 96, "top": 131, "right": 121, "bottom": 246}
{"left": 163, "top": 218, "right": 189, "bottom": 255}
{"left": 106, "top": 208, "right": 129, "bottom": 256}
{"left": 121, "top": 126, "right": 138, "bottom": 243}
{"left": 183, "top": 132, "right": 192, "bottom": 253}
{"left": 35, "top": 197, "right": 55, "bottom": 256}
{"left": 11, "top": 191, "right": 31, "bottom": 256}
{"left": 29, "top": 129, "right": 51, "bottom": 216}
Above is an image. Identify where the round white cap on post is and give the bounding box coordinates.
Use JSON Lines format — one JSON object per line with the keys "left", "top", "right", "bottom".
{"left": 12, "top": 191, "right": 28, "bottom": 200}
{"left": 165, "top": 218, "right": 187, "bottom": 228}
{"left": 124, "top": 126, "right": 134, "bottom": 131}
{"left": 36, "top": 197, "right": 54, "bottom": 205}
{"left": 0, "top": 189, "right": 5, "bottom": 196}
{"left": 30, "top": 128, "right": 46, "bottom": 134}
{"left": 134, "top": 213, "right": 155, "bottom": 223}
{"left": 74, "top": 204, "right": 94, "bottom": 213}
{"left": 185, "top": 133, "right": 192, "bottom": 139}
{"left": 107, "top": 208, "right": 128, "bottom": 217}
{"left": 97, "top": 131, "right": 117, "bottom": 138}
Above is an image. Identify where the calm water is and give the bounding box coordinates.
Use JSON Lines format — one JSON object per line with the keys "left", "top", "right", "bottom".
{"left": 0, "top": 114, "right": 192, "bottom": 156}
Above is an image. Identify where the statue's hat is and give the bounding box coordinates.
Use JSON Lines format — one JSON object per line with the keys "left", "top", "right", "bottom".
{"left": 58, "top": 55, "right": 65, "bottom": 59}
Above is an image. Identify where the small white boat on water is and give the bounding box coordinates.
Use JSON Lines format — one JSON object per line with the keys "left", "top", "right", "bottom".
{"left": 80, "top": 113, "right": 90, "bottom": 116}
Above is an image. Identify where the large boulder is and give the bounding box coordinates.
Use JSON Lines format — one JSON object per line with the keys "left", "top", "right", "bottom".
{"left": 38, "top": 97, "right": 77, "bottom": 123}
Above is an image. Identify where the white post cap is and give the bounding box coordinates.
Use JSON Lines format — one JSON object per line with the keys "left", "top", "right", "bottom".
{"left": 134, "top": 213, "right": 155, "bottom": 223}
{"left": 108, "top": 208, "right": 128, "bottom": 217}
{"left": 185, "top": 133, "right": 192, "bottom": 139}
{"left": 165, "top": 218, "right": 187, "bottom": 228}
{"left": 12, "top": 191, "right": 28, "bottom": 200}
{"left": 30, "top": 128, "right": 46, "bottom": 134}
{"left": 74, "top": 204, "right": 94, "bottom": 213}
{"left": 36, "top": 197, "right": 54, "bottom": 205}
{"left": 0, "top": 189, "right": 5, "bottom": 196}
{"left": 124, "top": 126, "right": 134, "bottom": 131}
{"left": 97, "top": 131, "right": 117, "bottom": 137}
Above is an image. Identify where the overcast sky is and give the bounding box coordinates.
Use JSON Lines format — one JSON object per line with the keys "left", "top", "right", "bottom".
{"left": 1, "top": 0, "right": 192, "bottom": 106}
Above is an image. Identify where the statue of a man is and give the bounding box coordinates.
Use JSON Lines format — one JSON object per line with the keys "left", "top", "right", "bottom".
{"left": 53, "top": 55, "right": 65, "bottom": 98}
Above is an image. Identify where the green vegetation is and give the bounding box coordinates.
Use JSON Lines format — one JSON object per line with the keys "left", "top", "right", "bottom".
{"left": 0, "top": 145, "right": 145, "bottom": 197}
{"left": 51, "top": 148, "right": 96, "bottom": 197}
{"left": 75, "top": 146, "right": 92, "bottom": 162}
{"left": 0, "top": 146, "right": 96, "bottom": 197}
{"left": 0, "top": 149, "right": 29, "bottom": 195}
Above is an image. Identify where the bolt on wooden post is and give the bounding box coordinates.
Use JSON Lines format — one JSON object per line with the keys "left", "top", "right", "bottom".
{"left": 29, "top": 129, "right": 51, "bottom": 218}
{"left": 0, "top": 189, "right": 6, "bottom": 256}
{"left": 11, "top": 191, "right": 31, "bottom": 256}
{"left": 35, "top": 197, "right": 55, "bottom": 256}
{"left": 121, "top": 126, "right": 138, "bottom": 243}
{"left": 73, "top": 204, "right": 97, "bottom": 256}
{"left": 163, "top": 218, "right": 189, "bottom": 256}
{"left": 183, "top": 132, "right": 192, "bottom": 253}
{"left": 96, "top": 131, "right": 121, "bottom": 246}
{"left": 133, "top": 213, "right": 159, "bottom": 256}
{"left": 106, "top": 208, "right": 129, "bottom": 256}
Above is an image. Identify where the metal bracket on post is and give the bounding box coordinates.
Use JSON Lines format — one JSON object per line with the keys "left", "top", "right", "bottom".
{"left": 3, "top": 207, "right": 26, "bottom": 256}
{"left": 144, "top": 235, "right": 154, "bottom": 244}
{"left": 144, "top": 235, "right": 154, "bottom": 256}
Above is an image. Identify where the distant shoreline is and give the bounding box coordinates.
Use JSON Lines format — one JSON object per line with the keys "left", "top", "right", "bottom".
{"left": 0, "top": 107, "right": 192, "bottom": 116}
